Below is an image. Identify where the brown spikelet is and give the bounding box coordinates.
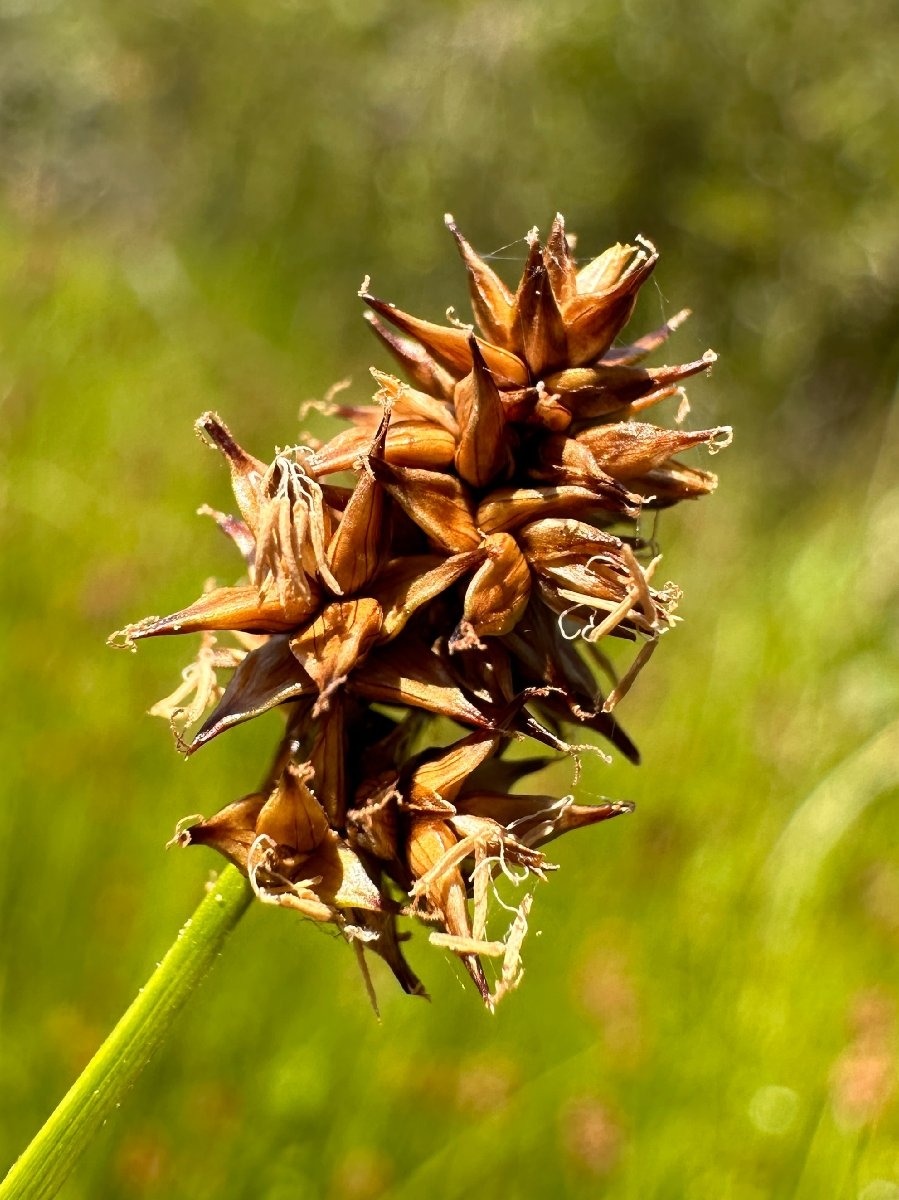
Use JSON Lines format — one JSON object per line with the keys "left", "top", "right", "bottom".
{"left": 364, "top": 311, "right": 457, "bottom": 400}
{"left": 362, "top": 293, "right": 529, "bottom": 386}
{"left": 543, "top": 213, "right": 577, "bottom": 304}
{"left": 516, "top": 232, "right": 569, "bottom": 376}
{"left": 368, "top": 460, "right": 482, "bottom": 552}
{"left": 451, "top": 532, "right": 531, "bottom": 649}
{"left": 445, "top": 213, "right": 517, "bottom": 351}
{"left": 453, "top": 339, "right": 511, "bottom": 488}
{"left": 118, "top": 210, "right": 727, "bottom": 1008}
{"left": 290, "top": 599, "right": 383, "bottom": 716}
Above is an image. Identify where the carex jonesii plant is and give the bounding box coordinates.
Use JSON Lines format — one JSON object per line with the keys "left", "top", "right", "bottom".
{"left": 111, "top": 213, "right": 730, "bottom": 1011}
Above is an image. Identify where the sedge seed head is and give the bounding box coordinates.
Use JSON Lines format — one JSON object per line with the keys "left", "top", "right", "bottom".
{"left": 111, "top": 215, "right": 728, "bottom": 1008}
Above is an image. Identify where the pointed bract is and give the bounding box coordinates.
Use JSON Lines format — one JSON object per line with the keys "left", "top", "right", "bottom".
{"left": 350, "top": 639, "right": 493, "bottom": 728}
{"left": 363, "top": 293, "right": 529, "bottom": 386}
{"left": 364, "top": 311, "right": 457, "bottom": 400}
{"left": 373, "top": 550, "right": 485, "bottom": 642}
{"left": 407, "top": 729, "right": 502, "bottom": 809}
{"left": 290, "top": 599, "right": 383, "bottom": 716}
{"left": 451, "top": 532, "right": 531, "bottom": 648}
{"left": 189, "top": 636, "right": 316, "bottom": 751}
{"left": 368, "top": 459, "right": 481, "bottom": 552}
{"left": 543, "top": 213, "right": 577, "bottom": 304}
{"left": 516, "top": 233, "right": 569, "bottom": 376}
{"left": 453, "top": 339, "right": 511, "bottom": 488}
{"left": 445, "top": 213, "right": 517, "bottom": 352}
{"left": 257, "top": 761, "right": 330, "bottom": 854}
{"left": 196, "top": 412, "right": 267, "bottom": 534}
{"left": 114, "top": 582, "right": 319, "bottom": 644}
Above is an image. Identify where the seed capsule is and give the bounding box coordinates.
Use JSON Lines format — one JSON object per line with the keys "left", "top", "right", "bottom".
{"left": 452, "top": 532, "right": 531, "bottom": 648}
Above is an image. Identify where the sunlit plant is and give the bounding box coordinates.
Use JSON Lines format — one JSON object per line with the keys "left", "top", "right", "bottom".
{"left": 2, "top": 214, "right": 727, "bottom": 1198}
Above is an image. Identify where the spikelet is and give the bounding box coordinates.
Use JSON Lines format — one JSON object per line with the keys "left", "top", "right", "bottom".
{"left": 112, "top": 214, "right": 728, "bottom": 1008}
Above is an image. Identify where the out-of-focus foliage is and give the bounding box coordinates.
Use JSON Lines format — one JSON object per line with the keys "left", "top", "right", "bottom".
{"left": 1, "top": 1, "right": 898, "bottom": 1197}
{"left": 4, "top": 0, "right": 899, "bottom": 460}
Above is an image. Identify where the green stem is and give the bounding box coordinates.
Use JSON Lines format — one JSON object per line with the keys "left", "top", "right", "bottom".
{"left": 0, "top": 865, "right": 253, "bottom": 1200}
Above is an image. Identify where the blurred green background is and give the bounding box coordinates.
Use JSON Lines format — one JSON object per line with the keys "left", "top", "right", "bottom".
{"left": 2, "top": 1, "right": 898, "bottom": 1197}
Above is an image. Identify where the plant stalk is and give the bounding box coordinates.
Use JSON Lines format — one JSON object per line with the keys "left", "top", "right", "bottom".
{"left": 0, "top": 865, "right": 253, "bottom": 1200}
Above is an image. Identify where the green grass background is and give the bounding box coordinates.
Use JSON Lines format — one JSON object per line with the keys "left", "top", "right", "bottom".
{"left": 2, "top": 1, "right": 899, "bottom": 1196}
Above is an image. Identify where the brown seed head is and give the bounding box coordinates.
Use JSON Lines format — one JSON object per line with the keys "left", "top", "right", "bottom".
{"left": 114, "top": 212, "right": 727, "bottom": 1007}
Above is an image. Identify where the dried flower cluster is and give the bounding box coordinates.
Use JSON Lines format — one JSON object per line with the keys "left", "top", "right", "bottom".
{"left": 112, "top": 215, "right": 729, "bottom": 1009}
